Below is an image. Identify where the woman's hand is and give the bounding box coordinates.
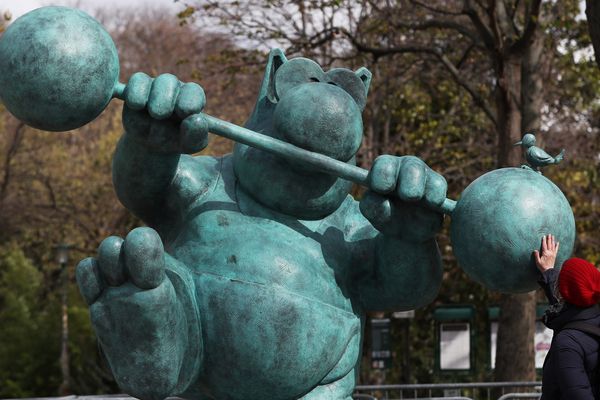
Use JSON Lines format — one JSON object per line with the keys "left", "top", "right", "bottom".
{"left": 534, "top": 234, "right": 560, "bottom": 273}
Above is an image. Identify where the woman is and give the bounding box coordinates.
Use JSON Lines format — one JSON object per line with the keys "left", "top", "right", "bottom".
{"left": 536, "top": 234, "right": 600, "bottom": 400}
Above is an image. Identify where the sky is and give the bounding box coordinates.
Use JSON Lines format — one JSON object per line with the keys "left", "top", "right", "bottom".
{"left": 2, "top": 0, "right": 184, "bottom": 19}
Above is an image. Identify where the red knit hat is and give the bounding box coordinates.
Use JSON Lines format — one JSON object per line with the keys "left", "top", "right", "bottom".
{"left": 559, "top": 258, "right": 600, "bottom": 307}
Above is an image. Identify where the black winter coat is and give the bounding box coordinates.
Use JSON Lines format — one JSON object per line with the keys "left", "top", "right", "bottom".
{"left": 539, "top": 268, "right": 600, "bottom": 400}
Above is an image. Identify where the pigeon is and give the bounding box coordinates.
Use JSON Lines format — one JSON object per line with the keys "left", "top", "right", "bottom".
{"left": 514, "top": 131, "right": 564, "bottom": 173}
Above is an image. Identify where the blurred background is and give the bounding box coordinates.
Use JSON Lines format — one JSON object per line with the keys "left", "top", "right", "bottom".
{"left": 0, "top": 0, "right": 599, "bottom": 397}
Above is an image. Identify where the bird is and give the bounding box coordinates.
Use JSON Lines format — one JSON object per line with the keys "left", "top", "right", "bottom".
{"left": 514, "top": 131, "right": 565, "bottom": 173}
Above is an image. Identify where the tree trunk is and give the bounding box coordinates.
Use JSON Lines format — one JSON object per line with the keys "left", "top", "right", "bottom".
{"left": 496, "top": 56, "right": 523, "bottom": 168}
{"left": 58, "top": 263, "right": 70, "bottom": 396}
{"left": 586, "top": 0, "right": 600, "bottom": 70}
{"left": 494, "top": 53, "right": 537, "bottom": 385}
{"left": 495, "top": 292, "right": 537, "bottom": 384}
{"left": 521, "top": 28, "right": 545, "bottom": 134}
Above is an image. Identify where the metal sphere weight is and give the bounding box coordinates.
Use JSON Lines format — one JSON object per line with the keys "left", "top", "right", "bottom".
{"left": 450, "top": 168, "right": 576, "bottom": 293}
{"left": 0, "top": 6, "right": 120, "bottom": 131}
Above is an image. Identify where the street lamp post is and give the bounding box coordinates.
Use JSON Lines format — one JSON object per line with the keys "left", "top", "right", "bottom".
{"left": 55, "top": 243, "right": 72, "bottom": 396}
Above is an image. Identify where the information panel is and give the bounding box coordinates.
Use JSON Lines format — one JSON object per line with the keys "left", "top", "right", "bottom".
{"left": 371, "top": 318, "right": 392, "bottom": 369}
{"left": 535, "top": 321, "right": 553, "bottom": 368}
{"left": 490, "top": 320, "right": 553, "bottom": 369}
{"left": 440, "top": 322, "right": 471, "bottom": 370}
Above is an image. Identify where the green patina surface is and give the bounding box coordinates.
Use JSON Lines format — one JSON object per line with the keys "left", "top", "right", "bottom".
{"left": 451, "top": 168, "right": 575, "bottom": 293}
{"left": 514, "top": 131, "right": 565, "bottom": 172}
{"left": 93, "top": 49, "right": 446, "bottom": 400}
{"left": 0, "top": 7, "right": 119, "bottom": 131}
{"left": 0, "top": 6, "right": 577, "bottom": 400}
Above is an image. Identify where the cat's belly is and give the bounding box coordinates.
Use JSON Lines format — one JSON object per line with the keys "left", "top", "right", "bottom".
{"left": 195, "top": 273, "right": 360, "bottom": 399}
{"left": 170, "top": 209, "right": 361, "bottom": 399}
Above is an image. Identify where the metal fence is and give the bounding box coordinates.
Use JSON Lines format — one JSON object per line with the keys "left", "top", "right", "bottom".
{"left": 354, "top": 397, "right": 476, "bottom": 400}
{"left": 496, "top": 394, "right": 542, "bottom": 400}
{"left": 355, "top": 398, "right": 476, "bottom": 400}
{"left": 354, "top": 397, "right": 542, "bottom": 400}
{"left": 3, "top": 384, "right": 542, "bottom": 400}
{"left": 353, "top": 381, "right": 541, "bottom": 400}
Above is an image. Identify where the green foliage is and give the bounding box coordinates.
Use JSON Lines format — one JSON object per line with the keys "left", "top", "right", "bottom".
{"left": 0, "top": 244, "right": 58, "bottom": 397}
{"left": 177, "top": 6, "right": 196, "bottom": 22}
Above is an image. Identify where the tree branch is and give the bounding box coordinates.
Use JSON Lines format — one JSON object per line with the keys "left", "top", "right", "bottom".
{"left": 338, "top": 27, "right": 498, "bottom": 126}
{"left": 463, "top": 0, "right": 497, "bottom": 53}
{"left": 509, "top": 0, "right": 542, "bottom": 56}
{"left": 433, "top": 50, "right": 498, "bottom": 126}
{"left": 390, "top": 19, "right": 484, "bottom": 48}
{"left": 495, "top": 0, "right": 518, "bottom": 42}
{"left": 510, "top": 0, "right": 522, "bottom": 20}
{"left": 456, "top": 42, "right": 477, "bottom": 69}
{"left": 340, "top": 27, "right": 437, "bottom": 57}
{"left": 508, "top": 0, "right": 523, "bottom": 35}
{"left": 410, "top": 0, "right": 464, "bottom": 16}
{"left": 0, "top": 122, "right": 25, "bottom": 206}
{"left": 587, "top": 0, "right": 600, "bottom": 70}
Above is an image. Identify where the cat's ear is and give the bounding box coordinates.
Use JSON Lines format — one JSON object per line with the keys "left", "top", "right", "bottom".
{"left": 355, "top": 67, "right": 372, "bottom": 100}
{"left": 261, "top": 48, "right": 287, "bottom": 103}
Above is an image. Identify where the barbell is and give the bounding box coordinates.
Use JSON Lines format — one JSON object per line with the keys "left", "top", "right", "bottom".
{"left": 0, "top": 6, "right": 576, "bottom": 292}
